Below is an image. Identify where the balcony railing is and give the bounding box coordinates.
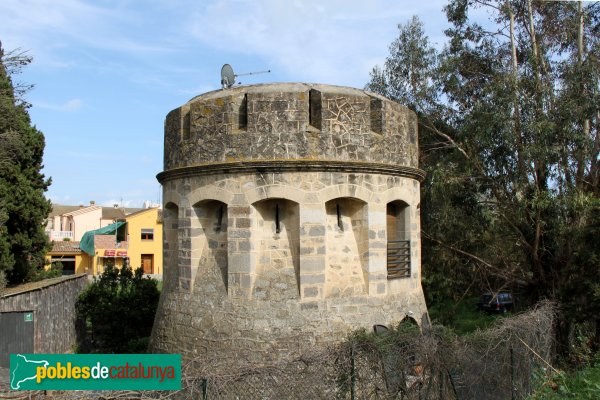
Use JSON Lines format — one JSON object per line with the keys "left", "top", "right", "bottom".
{"left": 387, "top": 240, "right": 411, "bottom": 279}
{"left": 47, "top": 230, "right": 74, "bottom": 241}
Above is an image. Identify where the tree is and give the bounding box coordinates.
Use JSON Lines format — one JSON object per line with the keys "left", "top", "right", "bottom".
{"left": 367, "top": 17, "right": 490, "bottom": 303}
{"left": 76, "top": 265, "right": 160, "bottom": 353}
{"left": 0, "top": 42, "right": 51, "bottom": 284}
{"left": 367, "top": 1, "right": 600, "bottom": 355}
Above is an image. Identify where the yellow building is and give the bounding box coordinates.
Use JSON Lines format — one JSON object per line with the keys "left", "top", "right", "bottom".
{"left": 46, "top": 241, "right": 89, "bottom": 275}
{"left": 124, "top": 207, "right": 163, "bottom": 275}
{"left": 72, "top": 207, "right": 163, "bottom": 276}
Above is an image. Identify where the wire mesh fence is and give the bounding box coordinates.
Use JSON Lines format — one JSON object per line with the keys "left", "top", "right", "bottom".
{"left": 0, "top": 302, "right": 555, "bottom": 399}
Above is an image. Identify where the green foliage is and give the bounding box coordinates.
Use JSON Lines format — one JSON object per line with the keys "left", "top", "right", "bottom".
{"left": 0, "top": 270, "right": 6, "bottom": 295}
{"left": 367, "top": 16, "right": 439, "bottom": 113}
{"left": 75, "top": 264, "right": 160, "bottom": 353}
{"left": 339, "top": 319, "right": 423, "bottom": 396}
{"left": 428, "top": 296, "right": 504, "bottom": 335}
{"left": 0, "top": 43, "right": 51, "bottom": 284}
{"left": 367, "top": 2, "right": 600, "bottom": 356}
{"left": 529, "top": 356, "right": 600, "bottom": 399}
{"left": 29, "top": 262, "right": 62, "bottom": 282}
{"left": 344, "top": 318, "right": 422, "bottom": 356}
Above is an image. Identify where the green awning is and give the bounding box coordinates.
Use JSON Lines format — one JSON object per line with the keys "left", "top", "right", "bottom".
{"left": 80, "top": 221, "right": 126, "bottom": 256}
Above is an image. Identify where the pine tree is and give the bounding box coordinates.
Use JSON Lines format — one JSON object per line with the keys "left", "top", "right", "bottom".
{"left": 0, "top": 42, "right": 51, "bottom": 284}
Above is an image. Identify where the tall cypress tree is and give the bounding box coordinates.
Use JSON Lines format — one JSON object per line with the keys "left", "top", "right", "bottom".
{"left": 0, "top": 43, "right": 51, "bottom": 284}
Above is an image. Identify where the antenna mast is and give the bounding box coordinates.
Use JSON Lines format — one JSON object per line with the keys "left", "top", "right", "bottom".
{"left": 221, "top": 64, "right": 271, "bottom": 89}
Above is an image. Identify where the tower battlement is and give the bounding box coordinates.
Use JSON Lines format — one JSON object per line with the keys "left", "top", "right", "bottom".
{"left": 163, "top": 83, "right": 418, "bottom": 171}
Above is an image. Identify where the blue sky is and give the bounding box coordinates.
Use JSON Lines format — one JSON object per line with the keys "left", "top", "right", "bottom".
{"left": 0, "top": 0, "right": 451, "bottom": 208}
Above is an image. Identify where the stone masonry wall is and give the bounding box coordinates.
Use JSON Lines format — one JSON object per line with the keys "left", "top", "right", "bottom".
{"left": 152, "top": 83, "right": 427, "bottom": 363}
{"left": 163, "top": 84, "right": 418, "bottom": 171}
{"left": 150, "top": 170, "right": 427, "bottom": 361}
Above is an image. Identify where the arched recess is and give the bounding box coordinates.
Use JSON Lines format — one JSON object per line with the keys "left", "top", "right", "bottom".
{"left": 397, "top": 315, "right": 420, "bottom": 330}
{"left": 245, "top": 184, "right": 305, "bottom": 206}
{"left": 386, "top": 200, "right": 411, "bottom": 279}
{"left": 252, "top": 198, "right": 300, "bottom": 300}
{"left": 191, "top": 200, "right": 228, "bottom": 293}
{"left": 163, "top": 202, "right": 180, "bottom": 289}
{"left": 318, "top": 184, "right": 372, "bottom": 205}
{"left": 324, "top": 197, "right": 368, "bottom": 297}
{"left": 187, "top": 185, "right": 234, "bottom": 209}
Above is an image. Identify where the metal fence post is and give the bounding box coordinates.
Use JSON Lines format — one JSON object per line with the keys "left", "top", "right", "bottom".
{"left": 351, "top": 346, "right": 356, "bottom": 400}
{"left": 439, "top": 369, "right": 444, "bottom": 399}
{"left": 447, "top": 369, "right": 459, "bottom": 399}
{"left": 511, "top": 347, "right": 516, "bottom": 400}
{"left": 200, "top": 378, "right": 208, "bottom": 400}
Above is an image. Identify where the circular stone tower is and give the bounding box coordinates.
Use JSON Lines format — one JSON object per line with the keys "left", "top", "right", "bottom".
{"left": 151, "top": 83, "right": 428, "bottom": 361}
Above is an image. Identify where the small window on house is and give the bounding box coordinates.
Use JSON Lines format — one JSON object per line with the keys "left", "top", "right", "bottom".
{"left": 141, "top": 228, "right": 154, "bottom": 240}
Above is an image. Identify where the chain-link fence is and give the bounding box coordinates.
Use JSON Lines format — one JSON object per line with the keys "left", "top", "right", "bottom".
{"left": 0, "top": 302, "right": 555, "bottom": 399}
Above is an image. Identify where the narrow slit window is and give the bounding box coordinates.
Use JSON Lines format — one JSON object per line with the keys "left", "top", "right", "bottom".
{"left": 309, "top": 90, "right": 313, "bottom": 126}
{"left": 181, "top": 111, "right": 190, "bottom": 140}
{"left": 370, "top": 97, "right": 383, "bottom": 134}
{"left": 238, "top": 94, "right": 248, "bottom": 130}
{"left": 309, "top": 89, "right": 321, "bottom": 130}
{"left": 216, "top": 205, "right": 224, "bottom": 231}
{"left": 275, "top": 204, "right": 281, "bottom": 234}
{"left": 337, "top": 203, "right": 343, "bottom": 231}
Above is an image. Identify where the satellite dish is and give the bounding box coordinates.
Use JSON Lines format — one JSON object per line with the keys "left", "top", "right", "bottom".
{"left": 221, "top": 64, "right": 271, "bottom": 89}
{"left": 221, "top": 64, "right": 235, "bottom": 89}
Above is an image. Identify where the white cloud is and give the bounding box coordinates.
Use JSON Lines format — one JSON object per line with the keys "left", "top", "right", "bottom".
{"left": 1, "top": 0, "right": 449, "bottom": 87}
{"left": 102, "top": 199, "right": 135, "bottom": 208}
{"left": 36, "top": 98, "right": 83, "bottom": 112}
{"left": 47, "top": 194, "right": 72, "bottom": 204}
{"left": 0, "top": 0, "right": 177, "bottom": 69}
{"left": 177, "top": 84, "right": 218, "bottom": 96}
{"left": 61, "top": 99, "right": 83, "bottom": 112}
{"left": 182, "top": 0, "right": 448, "bottom": 86}
{"left": 10, "top": 0, "right": 452, "bottom": 209}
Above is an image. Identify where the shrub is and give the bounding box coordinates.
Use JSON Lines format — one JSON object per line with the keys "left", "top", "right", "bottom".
{"left": 29, "top": 262, "right": 62, "bottom": 282}
{"left": 75, "top": 264, "right": 160, "bottom": 353}
{"left": 529, "top": 356, "right": 600, "bottom": 399}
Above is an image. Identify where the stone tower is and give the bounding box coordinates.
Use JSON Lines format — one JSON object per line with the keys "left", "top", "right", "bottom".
{"left": 151, "top": 83, "right": 428, "bottom": 361}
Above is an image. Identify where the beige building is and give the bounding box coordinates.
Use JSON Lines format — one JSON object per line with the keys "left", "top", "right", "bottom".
{"left": 45, "top": 202, "right": 141, "bottom": 242}
{"left": 151, "top": 83, "right": 428, "bottom": 362}
{"left": 45, "top": 204, "right": 102, "bottom": 242}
